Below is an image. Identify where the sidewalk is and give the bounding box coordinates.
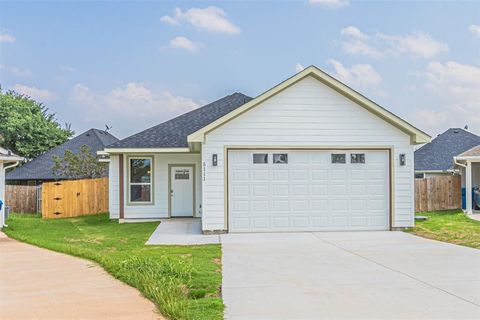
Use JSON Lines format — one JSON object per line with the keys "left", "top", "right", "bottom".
{"left": 0, "top": 232, "right": 162, "bottom": 320}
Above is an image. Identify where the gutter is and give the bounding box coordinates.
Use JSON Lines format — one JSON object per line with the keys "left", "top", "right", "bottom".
{"left": 2, "top": 160, "right": 21, "bottom": 228}
{"left": 453, "top": 157, "right": 467, "bottom": 169}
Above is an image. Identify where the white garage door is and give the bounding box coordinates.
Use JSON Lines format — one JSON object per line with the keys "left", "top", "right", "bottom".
{"left": 228, "top": 149, "right": 390, "bottom": 232}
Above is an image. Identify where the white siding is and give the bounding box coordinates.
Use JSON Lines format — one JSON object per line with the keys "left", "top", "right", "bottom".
{"left": 109, "top": 153, "right": 202, "bottom": 220}
{"left": 0, "top": 163, "right": 5, "bottom": 227}
{"left": 108, "top": 155, "right": 119, "bottom": 219}
{"left": 202, "top": 76, "right": 415, "bottom": 231}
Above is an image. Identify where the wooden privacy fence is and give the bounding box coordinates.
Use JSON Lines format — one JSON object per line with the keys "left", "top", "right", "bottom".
{"left": 42, "top": 177, "right": 108, "bottom": 219}
{"left": 5, "top": 185, "right": 39, "bottom": 213}
{"left": 415, "top": 175, "right": 461, "bottom": 212}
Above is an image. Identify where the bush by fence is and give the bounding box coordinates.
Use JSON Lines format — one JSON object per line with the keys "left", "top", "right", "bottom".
{"left": 42, "top": 177, "right": 108, "bottom": 219}
{"left": 415, "top": 175, "right": 461, "bottom": 212}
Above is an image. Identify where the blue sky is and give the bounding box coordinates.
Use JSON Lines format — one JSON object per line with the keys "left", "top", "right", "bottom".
{"left": 1, "top": 0, "right": 479, "bottom": 139}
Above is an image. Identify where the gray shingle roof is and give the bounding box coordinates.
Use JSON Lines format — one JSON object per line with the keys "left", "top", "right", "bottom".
{"left": 414, "top": 128, "right": 480, "bottom": 171}
{"left": 107, "top": 92, "right": 252, "bottom": 149}
{"left": 6, "top": 129, "right": 119, "bottom": 181}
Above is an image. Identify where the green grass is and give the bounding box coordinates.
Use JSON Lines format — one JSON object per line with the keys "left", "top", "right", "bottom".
{"left": 405, "top": 209, "right": 480, "bottom": 249}
{"left": 3, "top": 213, "right": 223, "bottom": 320}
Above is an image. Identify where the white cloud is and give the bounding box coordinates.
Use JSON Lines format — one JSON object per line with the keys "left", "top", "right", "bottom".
{"left": 326, "top": 59, "right": 382, "bottom": 91}
{"left": 169, "top": 36, "right": 202, "bottom": 52}
{"left": 71, "top": 84, "right": 94, "bottom": 104}
{"left": 0, "top": 64, "right": 32, "bottom": 77}
{"left": 0, "top": 31, "right": 15, "bottom": 43}
{"left": 295, "top": 63, "right": 305, "bottom": 73}
{"left": 10, "top": 84, "right": 57, "bottom": 101}
{"left": 70, "top": 83, "right": 199, "bottom": 121}
{"left": 161, "top": 6, "right": 240, "bottom": 35}
{"left": 379, "top": 32, "right": 449, "bottom": 58}
{"left": 413, "top": 61, "right": 480, "bottom": 135}
{"left": 340, "top": 26, "right": 383, "bottom": 58}
{"left": 340, "top": 26, "right": 448, "bottom": 59}
{"left": 469, "top": 24, "right": 480, "bottom": 38}
{"left": 160, "top": 15, "right": 179, "bottom": 25}
{"left": 309, "top": 0, "right": 349, "bottom": 8}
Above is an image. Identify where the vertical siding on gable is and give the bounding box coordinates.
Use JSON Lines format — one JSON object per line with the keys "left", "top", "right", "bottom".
{"left": 202, "top": 76, "right": 415, "bottom": 231}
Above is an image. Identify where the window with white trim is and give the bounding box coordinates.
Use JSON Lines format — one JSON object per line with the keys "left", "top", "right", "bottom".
{"left": 129, "top": 157, "right": 152, "bottom": 203}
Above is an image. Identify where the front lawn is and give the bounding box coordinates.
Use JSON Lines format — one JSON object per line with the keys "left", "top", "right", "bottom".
{"left": 405, "top": 209, "right": 480, "bottom": 249}
{"left": 3, "top": 213, "right": 222, "bottom": 320}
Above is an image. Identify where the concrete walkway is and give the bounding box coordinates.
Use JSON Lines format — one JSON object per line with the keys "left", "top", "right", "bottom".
{"left": 146, "top": 218, "right": 220, "bottom": 245}
{"left": 0, "top": 232, "right": 162, "bottom": 320}
{"left": 221, "top": 231, "right": 480, "bottom": 320}
{"left": 469, "top": 213, "right": 480, "bottom": 221}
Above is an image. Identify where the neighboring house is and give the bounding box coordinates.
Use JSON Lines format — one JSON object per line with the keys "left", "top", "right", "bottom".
{"left": 6, "top": 128, "right": 119, "bottom": 185}
{"left": 0, "top": 147, "right": 24, "bottom": 227}
{"left": 414, "top": 128, "right": 480, "bottom": 178}
{"left": 454, "top": 145, "right": 480, "bottom": 213}
{"left": 103, "top": 66, "right": 430, "bottom": 233}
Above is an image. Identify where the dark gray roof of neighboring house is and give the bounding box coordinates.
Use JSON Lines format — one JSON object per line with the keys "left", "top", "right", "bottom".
{"left": 6, "top": 129, "right": 119, "bottom": 181}
{"left": 414, "top": 128, "right": 480, "bottom": 172}
{"left": 107, "top": 92, "right": 253, "bottom": 149}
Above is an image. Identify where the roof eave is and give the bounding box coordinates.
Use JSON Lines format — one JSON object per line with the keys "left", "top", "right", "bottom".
{"left": 103, "top": 147, "right": 192, "bottom": 154}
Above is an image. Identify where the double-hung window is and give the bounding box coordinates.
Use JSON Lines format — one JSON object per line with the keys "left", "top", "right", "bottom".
{"left": 129, "top": 157, "right": 153, "bottom": 203}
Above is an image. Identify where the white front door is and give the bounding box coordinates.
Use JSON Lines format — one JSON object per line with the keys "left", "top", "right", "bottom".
{"left": 170, "top": 166, "right": 194, "bottom": 217}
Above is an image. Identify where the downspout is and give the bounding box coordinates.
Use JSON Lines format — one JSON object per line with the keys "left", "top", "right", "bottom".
{"left": 2, "top": 161, "right": 21, "bottom": 227}
{"left": 454, "top": 157, "right": 466, "bottom": 169}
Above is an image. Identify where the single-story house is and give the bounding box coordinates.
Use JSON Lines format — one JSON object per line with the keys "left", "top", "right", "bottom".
{"left": 414, "top": 128, "right": 480, "bottom": 178}
{"left": 454, "top": 145, "right": 480, "bottom": 213}
{"left": 0, "top": 147, "right": 24, "bottom": 227}
{"left": 7, "top": 128, "right": 119, "bottom": 185}
{"left": 103, "top": 65, "right": 430, "bottom": 233}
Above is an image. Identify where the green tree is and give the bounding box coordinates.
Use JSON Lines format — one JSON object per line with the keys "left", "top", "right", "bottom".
{"left": 52, "top": 144, "right": 108, "bottom": 179}
{"left": 0, "top": 89, "right": 73, "bottom": 158}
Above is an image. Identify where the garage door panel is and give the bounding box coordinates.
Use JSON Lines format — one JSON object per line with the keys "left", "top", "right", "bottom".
{"left": 292, "top": 217, "right": 309, "bottom": 228}
{"left": 252, "top": 184, "right": 269, "bottom": 196}
{"left": 272, "top": 217, "right": 289, "bottom": 228}
{"left": 311, "top": 216, "right": 329, "bottom": 227}
{"left": 351, "top": 216, "right": 368, "bottom": 227}
{"left": 272, "top": 170, "right": 289, "bottom": 181}
{"left": 311, "top": 185, "right": 328, "bottom": 195}
{"left": 272, "top": 184, "right": 289, "bottom": 196}
{"left": 252, "top": 170, "right": 269, "bottom": 180}
{"left": 228, "top": 149, "right": 389, "bottom": 232}
{"left": 232, "top": 169, "right": 249, "bottom": 181}
{"left": 232, "top": 185, "right": 249, "bottom": 197}
{"left": 292, "top": 184, "right": 309, "bottom": 195}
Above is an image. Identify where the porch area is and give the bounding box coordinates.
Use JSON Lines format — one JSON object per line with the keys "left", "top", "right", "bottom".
{"left": 455, "top": 145, "right": 480, "bottom": 215}
{"left": 146, "top": 218, "right": 220, "bottom": 245}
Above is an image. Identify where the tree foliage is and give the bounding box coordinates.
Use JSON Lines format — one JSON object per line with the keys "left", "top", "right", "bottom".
{"left": 0, "top": 89, "right": 73, "bottom": 159}
{"left": 52, "top": 145, "right": 108, "bottom": 180}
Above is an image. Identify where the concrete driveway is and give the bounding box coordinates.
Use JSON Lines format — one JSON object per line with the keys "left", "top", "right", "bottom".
{"left": 221, "top": 231, "right": 480, "bottom": 320}
{"left": 0, "top": 233, "right": 162, "bottom": 320}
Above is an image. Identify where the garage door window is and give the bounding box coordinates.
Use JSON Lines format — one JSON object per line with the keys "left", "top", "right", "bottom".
{"left": 273, "top": 153, "right": 288, "bottom": 164}
{"left": 351, "top": 153, "right": 365, "bottom": 164}
{"left": 331, "top": 153, "right": 346, "bottom": 164}
{"left": 253, "top": 153, "right": 268, "bottom": 164}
